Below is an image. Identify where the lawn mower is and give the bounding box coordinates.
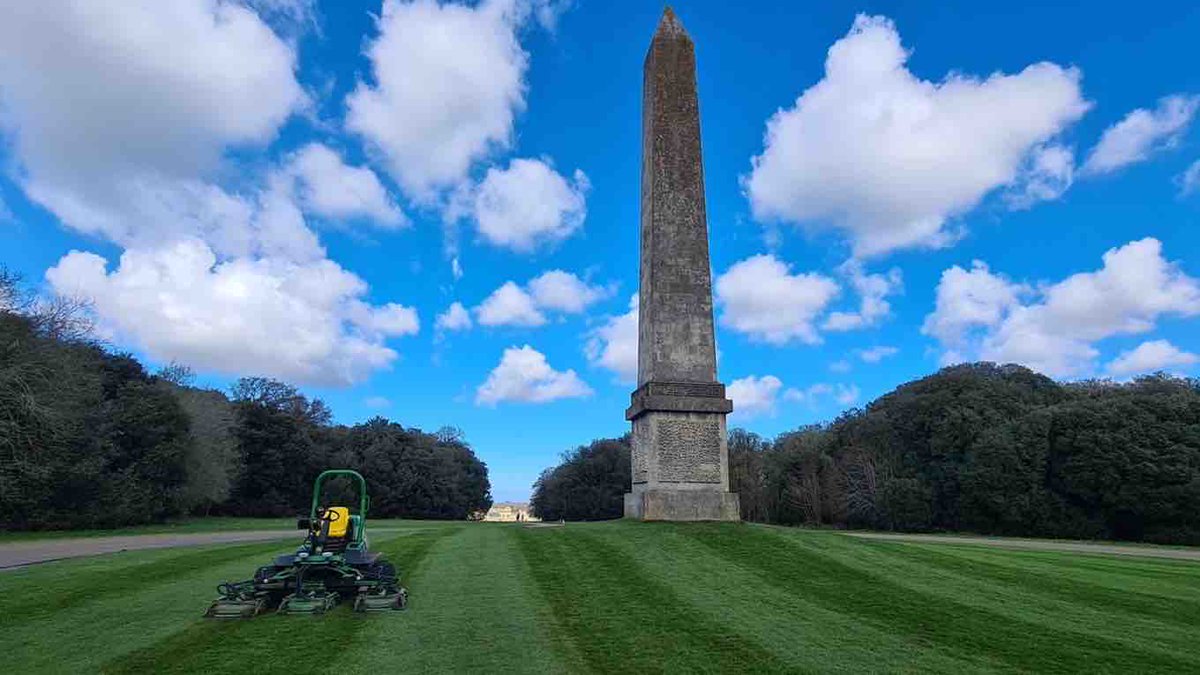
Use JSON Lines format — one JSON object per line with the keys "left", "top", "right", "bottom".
{"left": 205, "top": 469, "right": 407, "bottom": 617}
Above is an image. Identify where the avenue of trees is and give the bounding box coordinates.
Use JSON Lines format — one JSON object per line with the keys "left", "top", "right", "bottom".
{"left": 0, "top": 272, "right": 491, "bottom": 530}
{"left": 531, "top": 363, "right": 1200, "bottom": 545}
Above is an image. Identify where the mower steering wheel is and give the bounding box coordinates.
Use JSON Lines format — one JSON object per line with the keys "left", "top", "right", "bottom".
{"left": 320, "top": 507, "right": 340, "bottom": 522}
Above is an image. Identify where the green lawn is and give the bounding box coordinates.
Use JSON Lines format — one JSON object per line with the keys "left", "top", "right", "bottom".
{"left": 3, "top": 520, "right": 1198, "bottom": 673}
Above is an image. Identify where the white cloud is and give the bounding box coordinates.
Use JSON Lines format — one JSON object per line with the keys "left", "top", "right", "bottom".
{"left": 585, "top": 295, "right": 638, "bottom": 384}
{"left": 475, "top": 281, "right": 546, "bottom": 327}
{"left": 829, "top": 359, "right": 852, "bottom": 373}
{"left": 1007, "top": 144, "right": 1075, "bottom": 209}
{"left": 346, "top": 0, "right": 543, "bottom": 200}
{"left": 744, "top": 14, "right": 1088, "bottom": 257}
{"left": 921, "top": 261, "right": 1027, "bottom": 362}
{"left": 1178, "top": 159, "right": 1200, "bottom": 197}
{"left": 858, "top": 346, "right": 899, "bottom": 363}
{"left": 475, "top": 270, "right": 607, "bottom": 328}
{"left": 364, "top": 395, "right": 392, "bottom": 409}
{"left": 476, "top": 344, "right": 591, "bottom": 405}
{"left": 784, "top": 382, "right": 860, "bottom": 408}
{"left": 436, "top": 301, "right": 473, "bottom": 332}
{"left": 45, "top": 239, "right": 418, "bottom": 387}
{"left": 924, "top": 238, "right": 1200, "bottom": 376}
{"left": 286, "top": 143, "right": 405, "bottom": 227}
{"left": 823, "top": 260, "right": 902, "bottom": 331}
{"left": 1107, "top": 340, "right": 1198, "bottom": 377}
{"left": 728, "top": 375, "right": 783, "bottom": 418}
{"left": 0, "top": 1, "right": 305, "bottom": 252}
{"left": 527, "top": 269, "right": 608, "bottom": 313}
{"left": 468, "top": 158, "right": 589, "bottom": 252}
{"left": 715, "top": 254, "right": 839, "bottom": 344}
{"left": 1082, "top": 95, "right": 1199, "bottom": 176}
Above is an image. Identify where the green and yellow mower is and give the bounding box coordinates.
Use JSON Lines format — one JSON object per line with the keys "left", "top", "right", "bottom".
{"left": 205, "top": 469, "right": 407, "bottom": 618}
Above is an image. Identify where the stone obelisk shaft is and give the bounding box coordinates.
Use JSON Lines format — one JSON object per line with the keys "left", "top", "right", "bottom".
{"left": 637, "top": 9, "right": 717, "bottom": 386}
{"left": 624, "top": 8, "right": 739, "bottom": 522}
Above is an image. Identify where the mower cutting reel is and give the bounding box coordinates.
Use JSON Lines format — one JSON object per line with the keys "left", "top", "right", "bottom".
{"left": 205, "top": 469, "right": 407, "bottom": 618}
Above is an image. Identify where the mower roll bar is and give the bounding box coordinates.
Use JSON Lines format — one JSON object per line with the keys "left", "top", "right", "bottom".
{"left": 296, "top": 469, "right": 370, "bottom": 530}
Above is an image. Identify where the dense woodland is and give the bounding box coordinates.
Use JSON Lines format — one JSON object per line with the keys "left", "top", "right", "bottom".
{"left": 532, "top": 364, "right": 1200, "bottom": 545}
{"left": 0, "top": 272, "right": 491, "bottom": 530}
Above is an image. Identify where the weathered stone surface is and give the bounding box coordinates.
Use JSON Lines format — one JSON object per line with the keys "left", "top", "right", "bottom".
{"left": 626, "top": 8, "right": 738, "bottom": 522}
{"left": 624, "top": 489, "right": 741, "bottom": 521}
{"left": 637, "top": 7, "right": 717, "bottom": 387}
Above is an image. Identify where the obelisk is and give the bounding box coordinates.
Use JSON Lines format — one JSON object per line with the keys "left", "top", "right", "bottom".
{"left": 624, "top": 7, "right": 739, "bottom": 521}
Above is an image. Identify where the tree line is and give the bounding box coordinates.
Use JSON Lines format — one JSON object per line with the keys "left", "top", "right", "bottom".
{"left": 531, "top": 363, "right": 1200, "bottom": 545}
{"left": 0, "top": 271, "right": 492, "bottom": 530}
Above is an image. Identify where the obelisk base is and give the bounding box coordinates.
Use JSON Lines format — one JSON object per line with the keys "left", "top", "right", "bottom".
{"left": 623, "top": 383, "right": 740, "bottom": 521}
{"left": 624, "top": 488, "right": 740, "bottom": 521}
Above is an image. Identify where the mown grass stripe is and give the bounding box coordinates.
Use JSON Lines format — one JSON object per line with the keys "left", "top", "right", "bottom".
{"left": 101, "top": 528, "right": 455, "bottom": 675}
{"left": 342, "top": 525, "right": 576, "bottom": 673}
{"left": 685, "top": 525, "right": 1193, "bottom": 673}
{"left": 517, "top": 525, "right": 793, "bottom": 674}
{"left": 589, "top": 522, "right": 984, "bottom": 673}
{"left": 905, "top": 541, "right": 1200, "bottom": 598}
{"left": 0, "top": 541, "right": 292, "bottom": 625}
{"left": 864, "top": 540, "right": 1200, "bottom": 627}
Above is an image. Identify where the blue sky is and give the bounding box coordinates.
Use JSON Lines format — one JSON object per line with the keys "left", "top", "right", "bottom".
{"left": 2, "top": 1, "right": 1199, "bottom": 501}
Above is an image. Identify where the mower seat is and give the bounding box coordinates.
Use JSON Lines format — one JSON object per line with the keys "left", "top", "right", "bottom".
{"left": 318, "top": 506, "right": 353, "bottom": 552}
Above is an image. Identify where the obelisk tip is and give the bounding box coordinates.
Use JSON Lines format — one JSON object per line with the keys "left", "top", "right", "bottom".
{"left": 655, "top": 6, "right": 688, "bottom": 39}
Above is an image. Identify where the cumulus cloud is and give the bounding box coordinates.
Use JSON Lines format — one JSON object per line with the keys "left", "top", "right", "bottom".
{"left": 435, "top": 301, "right": 473, "bottom": 332}
{"left": 744, "top": 14, "right": 1089, "bottom": 257}
{"left": 475, "top": 282, "right": 546, "bottom": 327}
{"left": 466, "top": 158, "right": 590, "bottom": 252}
{"left": 347, "top": 0, "right": 549, "bottom": 200}
{"left": 476, "top": 344, "right": 591, "bottom": 405}
{"left": 527, "top": 269, "right": 610, "bottom": 312}
{"left": 921, "top": 261, "right": 1028, "bottom": 364}
{"left": 285, "top": 143, "right": 405, "bottom": 227}
{"left": 1178, "top": 159, "right": 1200, "bottom": 197}
{"left": 0, "top": 1, "right": 305, "bottom": 252}
{"left": 45, "top": 239, "right": 419, "bottom": 386}
{"left": 475, "top": 270, "right": 607, "bottom": 327}
{"left": 924, "top": 238, "right": 1200, "bottom": 376}
{"left": 857, "top": 346, "right": 899, "bottom": 363}
{"left": 823, "top": 260, "right": 902, "bottom": 331}
{"left": 585, "top": 295, "right": 638, "bottom": 384}
{"left": 715, "top": 254, "right": 839, "bottom": 344}
{"left": 0, "top": 3, "right": 428, "bottom": 387}
{"left": 1081, "top": 95, "right": 1199, "bottom": 176}
{"left": 728, "top": 375, "right": 783, "bottom": 418}
{"left": 1106, "top": 340, "right": 1198, "bottom": 377}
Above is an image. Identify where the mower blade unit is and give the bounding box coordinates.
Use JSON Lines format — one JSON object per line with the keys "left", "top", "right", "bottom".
{"left": 354, "top": 587, "right": 407, "bottom": 612}
{"left": 278, "top": 590, "right": 339, "bottom": 615}
{"left": 204, "top": 595, "right": 266, "bottom": 619}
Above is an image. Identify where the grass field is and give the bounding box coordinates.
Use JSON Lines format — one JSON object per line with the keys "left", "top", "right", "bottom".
{"left": 3, "top": 520, "right": 1198, "bottom": 673}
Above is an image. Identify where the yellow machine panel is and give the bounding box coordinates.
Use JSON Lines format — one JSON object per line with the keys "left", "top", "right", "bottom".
{"left": 325, "top": 506, "right": 350, "bottom": 537}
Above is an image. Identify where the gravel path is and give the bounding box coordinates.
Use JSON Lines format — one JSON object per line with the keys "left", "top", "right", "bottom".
{"left": 0, "top": 530, "right": 297, "bottom": 571}
{"left": 843, "top": 532, "right": 1200, "bottom": 561}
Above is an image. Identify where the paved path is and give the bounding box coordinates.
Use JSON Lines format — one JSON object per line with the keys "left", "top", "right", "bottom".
{"left": 0, "top": 530, "right": 297, "bottom": 571}
{"left": 844, "top": 532, "right": 1200, "bottom": 561}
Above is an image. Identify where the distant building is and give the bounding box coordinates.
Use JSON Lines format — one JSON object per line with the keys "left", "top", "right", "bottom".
{"left": 483, "top": 502, "right": 540, "bottom": 522}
